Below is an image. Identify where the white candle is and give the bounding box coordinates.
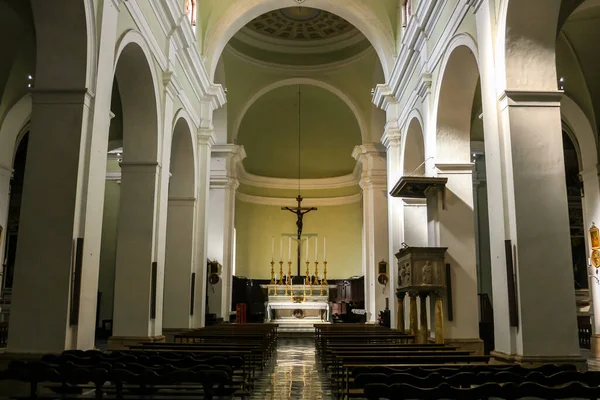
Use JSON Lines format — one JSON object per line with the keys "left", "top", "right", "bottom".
{"left": 280, "top": 237, "right": 283, "bottom": 261}
{"left": 305, "top": 237, "right": 309, "bottom": 261}
{"left": 288, "top": 237, "right": 292, "bottom": 261}
{"left": 271, "top": 236, "right": 274, "bottom": 262}
{"left": 314, "top": 236, "right": 318, "bottom": 261}
{"left": 324, "top": 237, "right": 327, "bottom": 261}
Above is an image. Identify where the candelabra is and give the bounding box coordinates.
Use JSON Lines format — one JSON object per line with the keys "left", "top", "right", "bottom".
{"left": 322, "top": 261, "right": 328, "bottom": 284}
{"left": 287, "top": 261, "right": 292, "bottom": 282}
{"left": 278, "top": 261, "right": 284, "bottom": 285}
{"left": 313, "top": 261, "right": 319, "bottom": 285}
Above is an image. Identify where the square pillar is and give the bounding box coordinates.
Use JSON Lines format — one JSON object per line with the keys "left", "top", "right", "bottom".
{"left": 354, "top": 144, "right": 389, "bottom": 322}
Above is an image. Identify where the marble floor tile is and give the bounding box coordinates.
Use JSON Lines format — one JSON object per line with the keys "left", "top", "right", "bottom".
{"left": 250, "top": 338, "right": 334, "bottom": 400}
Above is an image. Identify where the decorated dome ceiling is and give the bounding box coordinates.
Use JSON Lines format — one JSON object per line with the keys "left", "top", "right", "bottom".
{"left": 247, "top": 7, "right": 356, "bottom": 41}
{"left": 227, "top": 7, "right": 371, "bottom": 66}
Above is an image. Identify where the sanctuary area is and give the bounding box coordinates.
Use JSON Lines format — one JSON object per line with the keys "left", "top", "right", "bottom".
{"left": 1, "top": 0, "right": 600, "bottom": 398}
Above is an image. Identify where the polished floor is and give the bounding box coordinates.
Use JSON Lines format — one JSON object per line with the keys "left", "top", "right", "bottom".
{"left": 250, "top": 338, "right": 334, "bottom": 400}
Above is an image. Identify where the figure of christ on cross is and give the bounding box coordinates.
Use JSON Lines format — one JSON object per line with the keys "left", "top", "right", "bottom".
{"left": 282, "top": 195, "right": 317, "bottom": 276}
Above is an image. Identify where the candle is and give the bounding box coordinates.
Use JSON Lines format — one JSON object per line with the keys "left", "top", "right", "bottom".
{"left": 288, "top": 237, "right": 292, "bottom": 261}
{"left": 271, "top": 236, "right": 274, "bottom": 262}
{"left": 280, "top": 237, "right": 283, "bottom": 261}
{"left": 314, "top": 236, "right": 318, "bottom": 261}
{"left": 305, "top": 237, "right": 309, "bottom": 261}
{"left": 324, "top": 237, "right": 327, "bottom": 261}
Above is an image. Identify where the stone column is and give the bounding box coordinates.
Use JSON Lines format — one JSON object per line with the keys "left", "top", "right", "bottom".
{"left": 7, "top": 89, "right": 95, "bottom": 353}
{"left": 353, "top": 144, "right": 389, "bottom": 323}
{"left": 474, "top": 0, "right": 515, "bottom": 356}
{"left": 192, "top": 128, "right": 215, "bottom": 328}
{"left": 110, "top": 161, "right": 163, "bottom": 347}
{"left": 163, "top": 197, "right": 196, "bottom": 330}
{"left": 493, "top": 90, "right": 580, "bottom": 362}
{"left": 419, "top": 293, "right": 428, "bottom": 344}
{"left": 207, "top": 145, "right": 245, "bottom": 320}
{"left": 396, "top": 291, "right": 405, "bottom": 332}
{"left": 426, "top": 163, "right": 481, "bottom": 352}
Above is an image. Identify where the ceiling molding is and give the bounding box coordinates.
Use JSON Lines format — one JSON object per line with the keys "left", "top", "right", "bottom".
{"left": 236, "top": 191, "right": 362, "bottom": 207}
{"left": 224, "top": 43, "right": 374, "bottom": 73}
{"left": 234, "top": 26, "right": 366, "bottom": 55}
{"left": 237, "top": 163, "right": 359, "bottom": 190}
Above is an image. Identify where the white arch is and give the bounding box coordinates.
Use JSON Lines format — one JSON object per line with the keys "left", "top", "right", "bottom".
{"left": 400, "top": 109, "right": 426, "bottom": 176}
{"left": 0, "top": 94, "right": 32, "bottom": 170}
{"left": 233, "top": 78, "right": 368, "bottom": 143}
{"left": 172, "top": 108, "right": 199, "bottom": 196}
{"left": 203, "top": 0, "right": 395, "bottom": 81}
{"left": 113, "top": 29, "right": 163, "bottom": 162}
{"left": 430, "top": 33, "right": 479, "bottom": 165}
{"left": 561, "top": 95, "right": 598, "bottom": 172}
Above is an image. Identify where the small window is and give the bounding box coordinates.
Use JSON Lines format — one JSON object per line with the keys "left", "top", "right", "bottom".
{"left": 185, "top": 0, "right": 196, "bottom": 27}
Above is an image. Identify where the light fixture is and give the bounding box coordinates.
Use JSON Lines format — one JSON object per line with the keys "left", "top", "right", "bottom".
{"left": 28, "top": 75, "right": 32, "bottom": 80}
{"left": 560, "top": 77, "right": 565, "bottom": 82}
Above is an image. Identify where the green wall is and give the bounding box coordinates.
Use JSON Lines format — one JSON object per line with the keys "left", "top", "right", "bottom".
{"left": 235, "top": 199, "right": 362, "bottom": 279}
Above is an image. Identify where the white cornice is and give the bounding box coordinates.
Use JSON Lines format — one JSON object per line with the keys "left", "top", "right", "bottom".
{"left": 236, "top": 192, "right": 361, "bottom": 207}
{"left": 224, "top": 44, "right": 375, "bottom": 74}
{"left": 237, "top": 164, "right": 360, "bottom": 190}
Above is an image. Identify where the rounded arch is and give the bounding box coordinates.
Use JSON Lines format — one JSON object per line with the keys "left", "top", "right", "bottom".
{"left": 402, "top": 111, "right": 426, "bottom": 176}
{"left": 170, "top": 109, "right": 198, "bottom": 198}
{"left": 561, "top": 95, "right": 598, "bottom": 173}
{"left": 432, "top": 34, "right": 480, "bottom": 164}
{"left": 233, "top": 78, "right": 368, "bottom": 143}
{"left": 113, "top": 30, "right": 162, "bottom": 163}
{"left": 0, "top": 94, "right": 31, "bottom": 170}
{"left": 496, "top": 0, "right": 561, "bottom": 91}
{"left": 203, "top": 0, "right": 395, "bottom": 81}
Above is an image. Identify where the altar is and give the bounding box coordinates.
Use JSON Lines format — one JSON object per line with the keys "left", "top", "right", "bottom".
{"left": 261, "top": 284, "right": 331, "bottom": 331}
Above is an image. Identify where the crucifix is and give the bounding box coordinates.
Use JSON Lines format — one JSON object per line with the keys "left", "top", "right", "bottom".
{"left": 282, "top": 195, "right": 317, "bottom": 276}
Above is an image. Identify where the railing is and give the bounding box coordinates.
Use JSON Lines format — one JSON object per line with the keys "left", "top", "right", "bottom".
{"left": 579, "top": 324, "right": 592, "bottom": 349}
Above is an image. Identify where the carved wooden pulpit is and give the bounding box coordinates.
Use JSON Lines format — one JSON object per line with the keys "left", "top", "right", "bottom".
{"left": 396, "top": 246, "right": 447, "bottom": 344}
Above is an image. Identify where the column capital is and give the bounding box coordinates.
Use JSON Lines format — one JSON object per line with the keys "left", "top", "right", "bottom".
{"left": 210, "top": 144, "right": 246, "bottom": 186}
{"left": 381, "top": 129, "right": 402, "bottom": 150}
{"left": 372, "top": 84, "right": 398, "bottom": 111}
{"left": 163, "top": 71, "right": 181, "bottom": 98}
{"left": 499, "top": 90, "right": 563, "bottom": 110}
{"left": 353, "top": 144, "right": 387, "bottom": 190}
{"left": 197, "top": 129, "right": 216, "bottom": 147}
{"left": 435, "top": 163, "right": 475, "bottom": 175}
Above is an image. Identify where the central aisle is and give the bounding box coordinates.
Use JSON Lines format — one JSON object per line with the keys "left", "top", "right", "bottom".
{"left": 250, "top": 338, "right": 334, "bottom": 399}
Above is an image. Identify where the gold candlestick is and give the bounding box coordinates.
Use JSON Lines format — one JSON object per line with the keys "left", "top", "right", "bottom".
{"left": 270, "top": 261, "right": 275, "bottom": 284}
{"left": 303, "top": 279, "right": 306, "bottom": 302}
{"left": 305, "top": 261, "right": 310, "bottom": 282}
{"left": 278, "top": 261, "right": 284, "bottom": 285}
{"left": 322, "top": 261, "right": 328, "bottom": 284}
{"left": 287, "top": 261, "right": 292, "bottom": 282}
{"left": 314, "top": 261, "right": 319, "bottom": 285}
{"left": 273, "top": 281, "right": 277, "bottom": 296}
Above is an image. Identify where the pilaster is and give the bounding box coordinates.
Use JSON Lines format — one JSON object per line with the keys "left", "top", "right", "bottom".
{"left": 192, "top": 129, "right": 216, "bottom": 327}
{"left": 353, "top": 144, "right": 388, "bottom": 322}
{"left": 207, "top": 145, "right": 245, "bottom": 320}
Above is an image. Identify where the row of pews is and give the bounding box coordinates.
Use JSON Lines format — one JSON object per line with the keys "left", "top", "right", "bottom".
{"left": 0, "top": 323, "right": 277, "bottom": 399}
{"left": 315, "top": 323, "right": 600, "bottom": 399}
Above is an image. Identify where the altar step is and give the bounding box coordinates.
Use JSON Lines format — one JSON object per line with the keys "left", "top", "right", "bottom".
{"left": 272, "top": 317, "right": 330, "bottom": 336}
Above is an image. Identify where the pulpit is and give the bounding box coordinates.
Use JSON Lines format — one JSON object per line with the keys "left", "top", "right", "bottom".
{"left": 262, "top": 284, "right": 330, "bottom": 332}
{"left": 395, "top": 246, "right": 447, "bottom": 344}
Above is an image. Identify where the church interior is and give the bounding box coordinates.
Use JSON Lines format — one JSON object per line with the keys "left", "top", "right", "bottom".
{"left": 2, "top": 0, "right": 600, "bottom": 398}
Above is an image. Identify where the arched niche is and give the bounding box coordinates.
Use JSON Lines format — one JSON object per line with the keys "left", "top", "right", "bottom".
{"left": 402, "top": 116, "right": 425, "bottom": 176}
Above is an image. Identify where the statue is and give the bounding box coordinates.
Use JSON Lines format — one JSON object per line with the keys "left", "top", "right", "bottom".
{"left": 422, "top": 262, "right": 432, "bottom": 284}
